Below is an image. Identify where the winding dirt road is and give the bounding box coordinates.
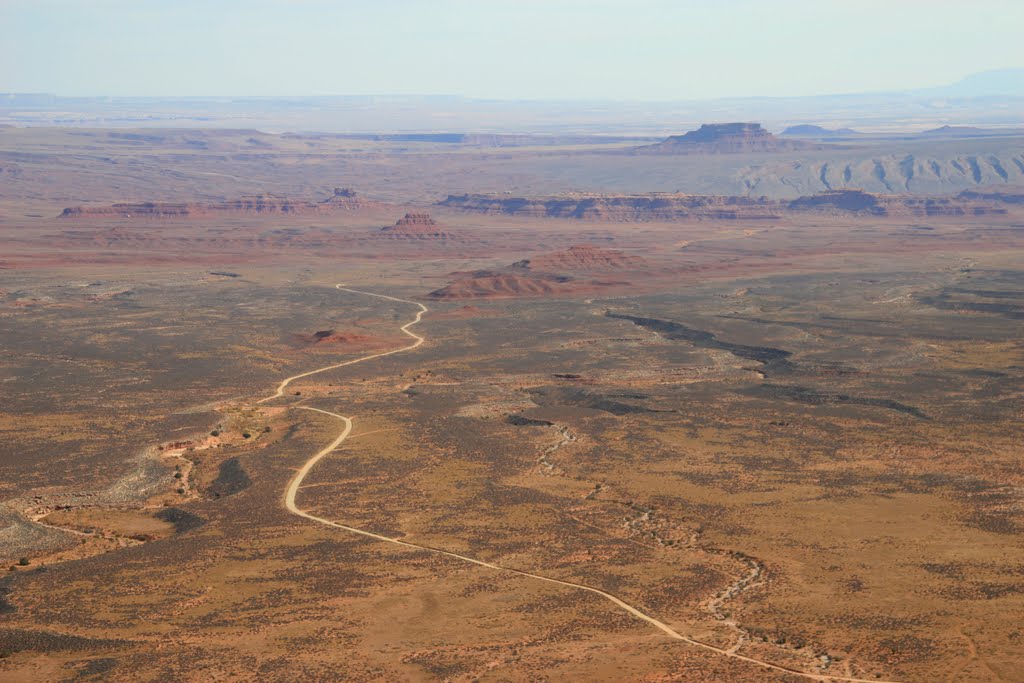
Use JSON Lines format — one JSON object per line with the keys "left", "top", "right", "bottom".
{"left": 276, "top": 285, "right": 899, "bottom": 683}
{"left": 258, "top": 286, "right": 427, "bottom": 404}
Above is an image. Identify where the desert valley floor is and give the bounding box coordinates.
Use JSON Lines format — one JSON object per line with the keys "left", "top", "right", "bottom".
{"left": 1, "top": 127, "right": 1023, "bottom": 682}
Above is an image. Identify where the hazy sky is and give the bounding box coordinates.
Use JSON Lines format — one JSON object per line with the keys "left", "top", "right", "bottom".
{"left": 2, "top": 0, "right": 1022, "bottom": 99}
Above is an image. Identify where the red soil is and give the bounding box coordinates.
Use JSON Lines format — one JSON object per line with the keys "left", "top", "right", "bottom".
{"left": 510, "top": 244, "right": 647, "bottom": 272}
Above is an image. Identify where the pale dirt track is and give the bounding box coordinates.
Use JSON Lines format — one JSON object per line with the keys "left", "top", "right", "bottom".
{"left": 258, "top": 285, "right": 428, "bottom": 404}
{"left": 275, "top": 285, "right": 899, "bottom": 683}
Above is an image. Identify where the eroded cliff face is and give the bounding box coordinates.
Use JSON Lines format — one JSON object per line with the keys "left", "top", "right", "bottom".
{"left": 438, "top": 194, "right": 783, "bottom": 221}
{"left": 738, "top": 152, "right": 1024, "bottom": 198}
{"left": 787, "top": 190, "right": 1009, "bottom": 217}
{"left": 58, "top": 188, "right": 375, "bottom": 218}
{"left": 440, "top": 190, "right": 1011, "bottom": 221}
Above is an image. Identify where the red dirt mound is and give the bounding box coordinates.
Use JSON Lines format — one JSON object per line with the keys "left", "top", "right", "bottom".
{"left": 428, "top": 272, "right": 567, "bottom": 299}
{"left": 510, "top": 245, "right": 646, "bottom": 272}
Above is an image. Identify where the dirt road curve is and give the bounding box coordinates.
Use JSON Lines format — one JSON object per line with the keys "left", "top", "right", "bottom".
{"left": 278, "top": 285, "right": 899, "bottom": 683}
{"left": 258, "top": 285, "right": 427, "bottom": 404}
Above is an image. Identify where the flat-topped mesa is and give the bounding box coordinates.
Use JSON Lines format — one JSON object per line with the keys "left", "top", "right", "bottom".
{"left": 393, "top": 213, "right": 439, "bottom": 229}
{"left": 378, "top": 213, "right": 459, "bottom": 240}
{"left": 511, "top": 245, "right": 647, "bottom": 272}
{"left": 440, "top": 190, "right": 1012, "bottom": 221}
{"left": 675, "top": 122, "right": 772, "bottom": 143}
{"left": 788, "top": 189, "right": 1008, "bottom": 217}
{"left": 637, "top": 122, "right": 822, "bottom": 154}
{"left": 59, "top": 190, "right": 378, "bottom": 218}
{"left": 788, "top": 190, "right": 885, "bottom": 215}
{"left": 780, "top": 124, "right": 859, "bottom": 138}
{"left": 438, "top": 193, "right": 782, "bottom": 221}
{"left": 60, "top": 202, "right": 195, "bottom": 218}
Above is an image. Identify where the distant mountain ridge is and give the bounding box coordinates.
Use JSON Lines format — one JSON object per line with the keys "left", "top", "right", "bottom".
{"left": 781, "top": 124, "right": 858, "bottom": 138}
{"left": 925, "top": 68, "right": 1024, "bottom": 97}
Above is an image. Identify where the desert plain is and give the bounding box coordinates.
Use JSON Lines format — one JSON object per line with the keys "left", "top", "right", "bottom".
{"left": 0, "top": 123, "right": 1023, "bottom": 682}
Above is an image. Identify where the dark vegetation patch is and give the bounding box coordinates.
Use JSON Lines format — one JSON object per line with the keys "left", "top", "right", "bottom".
{"left": 899, "top": 473, "right": 994, "bottom": 494}
{"left": 815, "top": 470, "right": 878, "bottom": 495}
{"left": 154, "top": 507, "right": 207, "bottom": 534}
{"left": 528, "top": 386, "right": 667, "bottom": 416}
{"left": 838, "top": 614, "right": 926, "bottom": 630}
{"left": 919, "top": 562, "right": 966, "bottom": 579}
{"left": 208, "top": 457, "right": 252, "bottom": 498}
{"left": 677, "top": 470, "right": 738, "bottom": 487}
{"left": 0, "top": 628, "right": 127, "bottom": 654}
{"left": 816, "top": 471, "right": 1002, "bottom": 499}
{"left": 948, "top": 287, "right": 1023, "bottom": 299}
{"left": 843, "top": 576, "right": 865, "bottom": 593}
{"left": 875, "top": 635, "right": 941, "bottom": 664}
{"left": 747, "top": 384, "right": 927, "bottom": 419}
{"left": 506, "top": 414, "right": 554, "bottom": 427}
{"left": 0, "top": 575, "right": 15, "bottom": 614}
{"left": 918, "top": 290, "right": 1024, "bottom": 320}
{"left": 935, "top": 581, "right": 1024, "bottom": 600}
{"left": 74, "top": 657, "right": 120, "bottom": 679}
{"left": 726, "top": 452, "right": 804, "bottom": 473}
{"left": 606, "top": 312, "right": 795, "bottom": 373}
{"left": 962, "top": 511, "right": 1021, "bottom": 535}
{"left": 962, "top": 368, "right": 1008, "bottom": 378}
